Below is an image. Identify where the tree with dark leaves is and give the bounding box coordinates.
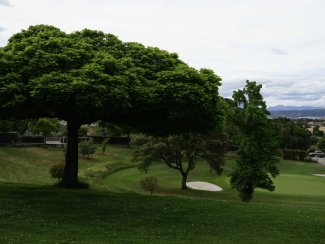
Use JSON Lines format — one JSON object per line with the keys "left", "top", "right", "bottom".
{"left": 230, "top": 81, "right": 280, "bottom": 202}
{"left": 133, "top": 133, "right": 228, "bottom": 190}
{"left": 0, "top": 25, "right": 223, "bottom": 188}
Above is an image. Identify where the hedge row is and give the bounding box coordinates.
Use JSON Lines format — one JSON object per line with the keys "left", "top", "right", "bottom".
{"left": 19, "top": 136, "right": 45, "bottom": 143}
{"left": 61, "top": 136, "right": 130, "bottom": 145}
{"left": 0, "top": 132, "right": 19, "bottom": 144}
{"left": 282, "top": 149, "right": 307, "bottom": 161}
{"left": 0, "top": 134, "right": 45, "bottom": 144}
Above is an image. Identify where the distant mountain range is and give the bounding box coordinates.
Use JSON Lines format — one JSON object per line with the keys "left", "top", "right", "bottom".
{"left": 268, "top": 105, "right": 323, "bottom": 111}
{"left": 268, "top": 105, "right": 325, "bottom": 118}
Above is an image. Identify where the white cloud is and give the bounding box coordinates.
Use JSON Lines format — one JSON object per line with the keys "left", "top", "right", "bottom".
{"left": 0, "top": 0, "right": 10, "bottom": 6}
{"left": 1, "top": 0, "right": 325, "bottom": 106}
{"left": 271, "top": 48, "right": 288, "bottom": 55}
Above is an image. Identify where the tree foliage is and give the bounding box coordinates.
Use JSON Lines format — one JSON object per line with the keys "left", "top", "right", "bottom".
{"left": 140, "top": 176, "right": 159, "bottom": 195}
{"left": 0, "top": 25, "right": 223, "bottom": 187}
{"left": 49, "top": 163, "right": 65, "bottom": 182}
{"left": 230, "top": 81, "right": 280, "bottom": 202}
{"left": 133, "top": 133, "right": 228, "bottom": 190}
{"left": 29, "top": 118, "right": 60, "bottom": 137}
{"left": 312, "top": 125, "right": 324, "bottom": 137}
{"left": 0, "top": 120, "right": 29, "bottom": 135}
{"left": 274, "top": 118, "right": 311, "bottom": 150}
{"left": 79, "top": 138, "right": 96, "bottom": 159}
{"left": 317, "top": 137, "right": 325, "bottom": 152}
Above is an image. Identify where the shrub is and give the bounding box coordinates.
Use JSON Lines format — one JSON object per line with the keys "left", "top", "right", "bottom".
{"left": 308, "top": 145, "right": 316, "bottom": 153}
{"left": 317, "top": 137, "right": 325, "bottom": 152}
{"left": 79, "top": 138, "right": 96, "bottom": 159}
{"left": 102, "top": 138, "right": 109, "bottom": 155}
{"left": 19, "top": 136, "right": 45, "bottom": 143}
{"left": 140, "top": 176, "right": 158, "bottom": 195}
{"left": 282, "top": 149, "right": 307, "bottom": 161}
{"left": 0, "top": 132, "right": 19, "bottom": 144}
{"left": 50, "top": 163, "right": 65, "bottom": 182}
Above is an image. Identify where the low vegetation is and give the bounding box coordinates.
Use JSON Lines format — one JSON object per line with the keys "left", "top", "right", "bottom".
{"left": 0, "top": 146, "right": 324, "bottom": 242}
{"left": 49, "top": 163, "right": 65, "bottom": 183}
{"left": 140, "top": 176, "right": 158, "bottom": 195}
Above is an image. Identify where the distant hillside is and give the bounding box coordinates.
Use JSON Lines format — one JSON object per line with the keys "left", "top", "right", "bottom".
{"left": 268, "top": 105, "right": 322, "bottom": 111}
{"left": 270, "top": 109, "right": 325, "bottom": 118}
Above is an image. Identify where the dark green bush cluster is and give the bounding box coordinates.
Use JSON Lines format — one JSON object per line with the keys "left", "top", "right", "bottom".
{"left": 0, "top": 132, "right": 19, "bottom": 144}
{"left": 282, "top": 149, "right": 307, "bottom": 161}
{"left": 19, "top": 136, "right": 45, "bottom": 143}
{"left": 49, "top": 163, "right": 65, "bottom": 182}
{"left": 79, "top": 138, "right": 96, "bottom": 159}
{"left": 140, "top": 176, "right": 158, "bottom": 195}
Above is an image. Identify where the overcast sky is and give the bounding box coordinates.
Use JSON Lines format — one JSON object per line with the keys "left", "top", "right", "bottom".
{"left": 1, "top": 0, "right": 325, "bottom": 107}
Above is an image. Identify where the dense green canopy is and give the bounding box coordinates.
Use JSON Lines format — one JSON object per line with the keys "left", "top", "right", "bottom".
{"left": 0, "top": 25, "right": 224, "bottom": 187}
{"left": 230, "top": 81, "right": 280, "bottom": 202}
{"left": 0, "top": 25, "right": 223, "bottom": 135}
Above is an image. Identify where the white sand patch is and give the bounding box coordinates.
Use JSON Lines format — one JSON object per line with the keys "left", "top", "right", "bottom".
{"left": 313, "top": 174, "right": 325, "bottom": 177}
{"left": 186, "top": 181, "right": 223, "bottom": 192}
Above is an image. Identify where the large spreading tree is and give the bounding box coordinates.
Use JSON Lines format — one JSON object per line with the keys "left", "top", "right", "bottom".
{"left": 0, "top": 25, "right": 224, "bottom": 187}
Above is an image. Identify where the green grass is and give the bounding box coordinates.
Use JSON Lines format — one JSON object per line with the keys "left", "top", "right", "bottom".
{"left": 0, "top": 183, "right": 324, "bottom": 244}
{"left": 0, "top": 146, "right": 324, "bottom": 243}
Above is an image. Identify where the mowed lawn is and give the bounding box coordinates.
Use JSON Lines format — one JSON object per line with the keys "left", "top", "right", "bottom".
{"left": 0, "top": 146, "right": 324, "bottom": 243}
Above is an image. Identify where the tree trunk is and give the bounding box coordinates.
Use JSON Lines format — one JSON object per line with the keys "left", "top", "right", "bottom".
{"left": 181, "top": 172, "right": 188, "bottom": 190}
{"left": 60, "top": 119, "right": 81, "bottom": 188}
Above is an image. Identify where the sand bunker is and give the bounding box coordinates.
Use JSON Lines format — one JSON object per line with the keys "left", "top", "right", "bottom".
{"left": 313, "top": 174, "right": 325, "bottom": 177}
{"left": 186, "top": 181, "right": 223, "bottom": 192}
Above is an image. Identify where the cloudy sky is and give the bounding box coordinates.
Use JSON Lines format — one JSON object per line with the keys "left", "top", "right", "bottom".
{"left": 1, "top": 0, "right": 325, "bottom": 107}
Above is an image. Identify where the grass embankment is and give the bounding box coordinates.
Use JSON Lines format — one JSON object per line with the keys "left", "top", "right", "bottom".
{"left": 1, "top": 183, "right": 324, "bottom": 243}
{"left": 0, "top": 146, "right": 324, "bottom": 243}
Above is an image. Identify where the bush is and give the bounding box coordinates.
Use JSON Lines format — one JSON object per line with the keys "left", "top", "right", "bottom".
{"left": 317, "top": 137, "right": 325, "bottom": 152}
{"left": 0, "top": 132, "right": 19, "bottom": 144}
{"left": 102, "top": 138, "right": 109, "bottom": 155}
{"left": 50, "top": 163, "right": 65, "bottom": 182}
{"left": 140, "top": 176, "right": 158, "bottom": 195}
{"left": 19, "top": 136, "right": 45, "bottom": 143}
{"left": 297, "top": 150, "right": 307, "bottom": 161}
{"left": 282, "top": 149, "right": 307, "bottom": 161}
{"left": 308, "top": 145, "right": 316, "bottom": 153}
{"left": 79, "top": 138, "right": 96, "bottom": 159}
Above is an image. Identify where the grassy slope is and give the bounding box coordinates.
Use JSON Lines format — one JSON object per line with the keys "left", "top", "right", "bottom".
{"left": 0, "top": 183, "right": 324, "bottom": 244}
{"left": 103, "top": 153, "right": 325, "bottom": 206}
{"left": 0, "top": 146, "right": 324, "bottom": 243}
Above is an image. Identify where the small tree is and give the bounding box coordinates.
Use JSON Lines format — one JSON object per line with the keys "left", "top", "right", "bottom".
{"left": 133, "top": 133, "right": 228, "bottom": 190}
{"left": 230, "top": 81, "right": 280, "bottom": 202}
{"left": 50, "top": 163, "right": 65, "bottom": 183}
{"left": 79, "top": 126, "right": 88, "bottom": 137}
{"left": 313, "top": 125, "right": 324, "bottom": 137}
{"left": 317, "top": 137, "right": 325, "bottom": 152}
{"left": 102, "top": 138, "right": 109, "bottom": 155}
{"left": 79, "top": 138, "right": 96, "bottom": 159}
{"left": 140, "top": 176, "right": 158, "bottom": 195}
